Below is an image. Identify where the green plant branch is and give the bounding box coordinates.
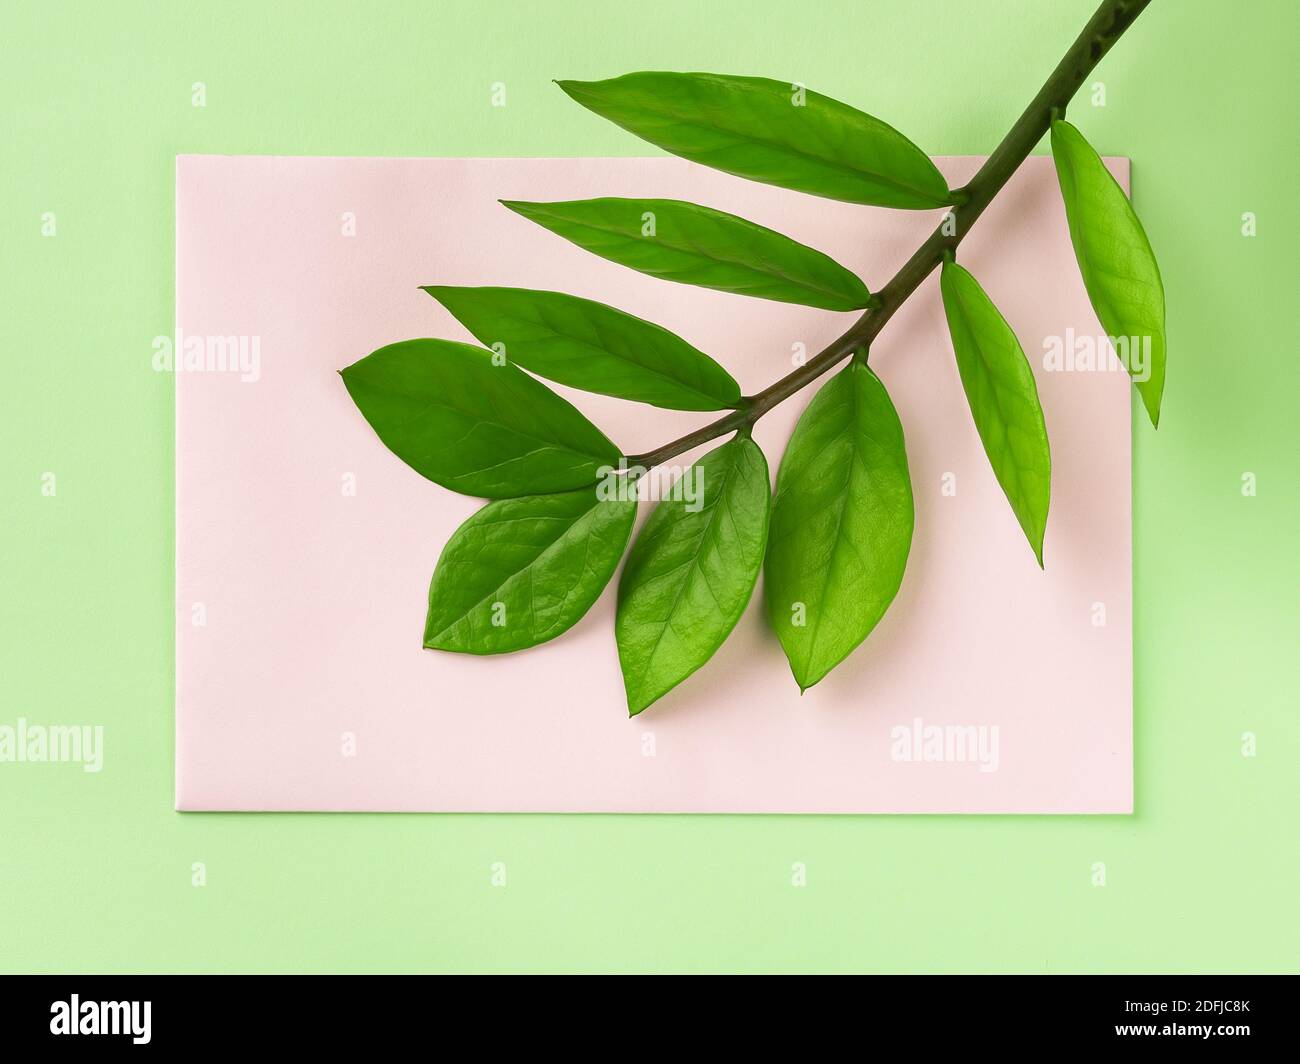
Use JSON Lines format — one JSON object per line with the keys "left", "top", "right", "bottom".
{"left": 627, "top": 0, "right": 1152, "bottom": 471}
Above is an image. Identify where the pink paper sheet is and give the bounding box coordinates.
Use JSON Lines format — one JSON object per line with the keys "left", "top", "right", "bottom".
{"left": 175, "top": 154, "right": 1132, "bottom": 813}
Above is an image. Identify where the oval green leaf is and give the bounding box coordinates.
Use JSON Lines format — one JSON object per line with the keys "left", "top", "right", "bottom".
{"left": 341, "top": 338, "right": 620, "bottom": 498}
{"left": 940, "top": 261, "right": 1051, "bottom": 566}
{"left": 764, "top": 360, "right": 913, "bottom": 691}
{"left": 557, "top": 72, "right": 951, "bottom": 209}
{"left": 1051, "top": 118, "right": 1166, "bottom": 427}
{"left": 424, "top": 485, "right": 637, "bottom": 654}
{"left": 422, "top": 285, "right": 740, "bottom": 411}
{"left": 616, "top": 436, "right": 771, "bottom": 715}
{"left": 501, "top": 198, "right": 872, "bottom": 311}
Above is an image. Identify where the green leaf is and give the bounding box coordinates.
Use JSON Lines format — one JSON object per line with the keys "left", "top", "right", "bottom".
{"left": 764, "top": 360, "right": 913, "bottom": 691}
{"left": 616, "top": 436, "right": 771, "bottom": 715}
{"left": 557, "top": 72, "right": 951, "bottom": 209}
{"left": 341, "top": 338, "right": 620, "bottom": 498}
{"left": 424, "top": 485, "right": 636, "bottom": 654}
{"left": 1051, "top": 119, "right": 1166, "bottom": 426}
{"left": 940, "top": 261, "right": 1052, "bottom": 566}
{"left": 501, "top": 198, "right": 872, "bottom": 311}
{"left": 422, "top": 285, "right": 740, "bottom": 411}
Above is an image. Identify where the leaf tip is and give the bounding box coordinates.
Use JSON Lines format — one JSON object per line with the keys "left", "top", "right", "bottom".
{"left": 1136, "top": 386, "right": 1162, "bottom": 429}
{"left": 498, "top": 199, "right": 533, "bottom": 218}
{"left": 555, "top": 78, "right": 602, "bottom": 107}
{"left": 793, "top": 668, "right": 817, "bottom": 696}
{"left": 1027, "top": 529, "right": 1045, "bottom": 569}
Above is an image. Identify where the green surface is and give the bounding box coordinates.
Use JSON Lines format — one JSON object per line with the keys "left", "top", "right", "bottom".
{"left": 557, "top": 71, "right": 953, "bottom": 208}
{"left": 1, "top": 0, "right": 1295, "bottom": 973}
{"left": 1052, "top": 118, "right": 1168, "bottom": 426}
{"left": 501, "top": 197, "right": 875, "bottom": 310}
{"left": 424, "top": 486, "right": 636, "bottom": 654}
{"left": 940, "top": 260, "right": 1051, "bottom": 566}
{"left": 617, "top": 437, "right": 770, "bottom": 715}
{"left": 342, "top": 338, "right": 623, "bottom": 497}
{"left": 423, "top": 283, "right": 742, "bottom": 409}
{"left": 765, "top": 362, "right": 915, "bottom": 692}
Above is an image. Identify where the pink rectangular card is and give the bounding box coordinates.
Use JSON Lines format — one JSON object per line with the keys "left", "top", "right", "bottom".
{"left": 175, "top": 154, "right": 1132, "bottom": 813}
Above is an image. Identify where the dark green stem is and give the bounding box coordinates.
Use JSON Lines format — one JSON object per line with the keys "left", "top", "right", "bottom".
{"left": 628, "top": 0, "right": 1152, "bottom": 470}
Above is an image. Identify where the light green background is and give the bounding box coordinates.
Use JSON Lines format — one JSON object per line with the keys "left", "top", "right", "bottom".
{"left": 2, "top": 0, "right": 1296, "bottom": 973}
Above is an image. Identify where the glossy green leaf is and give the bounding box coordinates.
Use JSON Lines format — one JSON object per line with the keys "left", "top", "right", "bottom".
{"left": 616, "top": 436, "right": 771, "bottom": 715}
{"left": 1051, "top": 118, "right": 1166, "bottom": 426}
{"left": 501, "top": 198, "right": 872, "bottom": 311}
{"left": 341, "top": 338, "right": 620, "bottom": 498}
{"left": 764, "top": 360, "right": 913, "bottom": 691}
{"left": 940, "top": 261, "right": 1052, "bottom": 566}
{"left": 422, "top": 285, "right": 740, "bottom": 411}
{"left": 424, "top": 486, "right": 636, "bottom": 654}
{"left": 557, "top": 72, "right": 951, "bottom": 209}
